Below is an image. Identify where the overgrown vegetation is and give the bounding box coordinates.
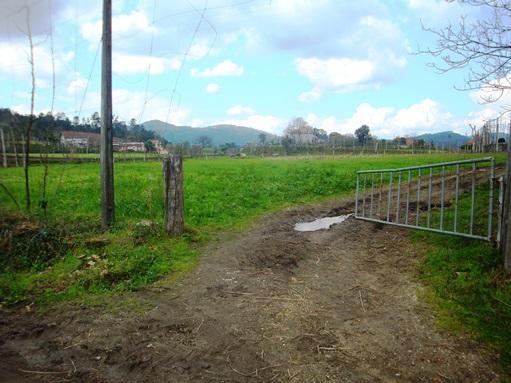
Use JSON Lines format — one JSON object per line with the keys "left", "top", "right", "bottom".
{"left": 412, "top": 187, "right": 511, "bottom": 376}
{"left": 0, "top": 153, "right": 504, "bottom": 307}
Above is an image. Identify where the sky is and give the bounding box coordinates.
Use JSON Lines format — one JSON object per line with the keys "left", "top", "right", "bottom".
{"left": 0, "top": 0, "right": 509, "bottom": 138}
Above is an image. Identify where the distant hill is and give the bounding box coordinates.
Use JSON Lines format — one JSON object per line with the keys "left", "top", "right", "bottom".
{"left": 414, "top": 131, "right": 470, "bottom": 148}
{"left": 142, "top": 120, "right": 276, "bottom": 146}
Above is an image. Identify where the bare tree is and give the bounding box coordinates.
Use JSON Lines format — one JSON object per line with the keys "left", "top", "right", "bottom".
{"left": 422, "top": 2, "right": 511, "bottom": 272}
{"left": 16, "top": 6, "right": 37, "bottom": 212}
{"left": 422, "top": 1, "right": 511, "bottom": 103}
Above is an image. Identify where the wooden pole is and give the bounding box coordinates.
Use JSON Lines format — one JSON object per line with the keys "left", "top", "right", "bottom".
{"left": 0, "top": 127, "right": 6, "bottom": 168}
{"left": 163, "top": 155, "right": 184, "bottom": 235}
{"left": 100, "top": 0, "right": 115, "bottom": 228}
{"left": 503, "top": 120, "right": 511, "bottom": 273}
{"left": 10, "top": 130, "right": 18, "bottom": 167}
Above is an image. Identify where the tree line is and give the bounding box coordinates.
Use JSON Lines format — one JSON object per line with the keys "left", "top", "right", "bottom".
{"left": 0, "top": 108, "right": 166, "bottom": 145}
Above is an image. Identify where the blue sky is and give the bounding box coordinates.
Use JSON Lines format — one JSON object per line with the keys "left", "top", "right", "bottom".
{"left": 0, "top": 0, "right": 507, "bottom": 137}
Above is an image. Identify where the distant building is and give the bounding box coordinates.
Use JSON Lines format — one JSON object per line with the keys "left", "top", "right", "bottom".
{"left": 61, "top": 131, "right": 100, "bottom": 147}
{"left": 119, "top": 142, "right": 146, "bottom": 152}
{"left": 149, "top": 139, "right": 167, "bottom": 154}
{"left": 61, "top": 131, "right": 123, "bottom": 150}
{"left": 405, "top": 138, "right": 417, "bottom": 147}
{"left": 394, "top": 136, "right": 423, "bottom": 148}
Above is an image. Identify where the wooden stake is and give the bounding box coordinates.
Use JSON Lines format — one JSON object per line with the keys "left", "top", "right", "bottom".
{"left": 100, "top": 0, "right": 115, "bottom": 228}
{"left": 0, "top": 127, "right": 6, "bottom": 168}
{"left": 10, "top": 130, "right": 18, "bottom": 167}
{"left": 163, "top": 155, "right": 184, "bottom": 236}
{"left": 503, "top": 120, "right": 511, "bottom": 273}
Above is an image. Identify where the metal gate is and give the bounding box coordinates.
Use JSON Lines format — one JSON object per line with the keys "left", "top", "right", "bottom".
{"left": 354, "top": 157, "right": 500, "bottom": 243}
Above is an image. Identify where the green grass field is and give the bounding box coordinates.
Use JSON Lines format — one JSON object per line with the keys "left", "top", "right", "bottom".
{"left": 1, "top": 153, "right": 496, "bottom": 227}
{"left": 0, "top": 153, "right": 509, "bottom": 372}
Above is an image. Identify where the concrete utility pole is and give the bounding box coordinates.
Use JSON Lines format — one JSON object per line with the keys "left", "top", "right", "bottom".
{"left": 100, "top": 0, "right": 115, "bottom": 227}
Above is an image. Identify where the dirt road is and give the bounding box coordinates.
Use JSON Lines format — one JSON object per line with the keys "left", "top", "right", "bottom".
{"left": 0, "top": 198, "right": 501, "bottom": 382}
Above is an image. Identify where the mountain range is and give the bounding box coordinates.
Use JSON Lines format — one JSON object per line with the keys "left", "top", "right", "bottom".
{"left": 142, "top": 120, "right": 477, "bottom": 148}
{"left": 142, "top": 120, "right": 275, "bottom": 146}
{"left": 414, "top": 131, "right": 470, "bottom": 148}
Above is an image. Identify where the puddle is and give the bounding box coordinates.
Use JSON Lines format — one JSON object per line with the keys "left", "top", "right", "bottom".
{"left": 294, "top": 214, "right": 352, "bottom": 232}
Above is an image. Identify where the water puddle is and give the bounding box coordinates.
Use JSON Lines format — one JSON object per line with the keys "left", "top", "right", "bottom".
{"left": 294, "top": 214, "right": 352, "bottom": 232}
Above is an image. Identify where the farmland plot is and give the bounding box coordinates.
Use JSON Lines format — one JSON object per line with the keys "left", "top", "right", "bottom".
{"left": 0, "top": 154, "right": 507, "bottom": 381}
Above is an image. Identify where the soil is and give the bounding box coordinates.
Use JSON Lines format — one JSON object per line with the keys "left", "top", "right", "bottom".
{"left": 0, "top": 198, "right": 502, "bottom": 382}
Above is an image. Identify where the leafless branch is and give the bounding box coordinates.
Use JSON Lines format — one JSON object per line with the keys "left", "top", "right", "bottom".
{"left": 418, "top": 0, "right": 511, "bottom": 106}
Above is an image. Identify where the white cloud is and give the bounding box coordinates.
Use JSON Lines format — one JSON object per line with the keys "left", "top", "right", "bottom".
{"left": 298, "top": 87, "right": 321, "bottom": 102}
{"left": 227, "top": 105, "right": 255, "bottom": 116}
{"left": 294, "top": 18, "right": 408, "bottom": 94}
{"left": 306, "top": 99, "right": 464, "bottom": 138}
{"left": 67, "top": 75, "right": 87, "bottom": 95}
{"left": 206, "top": 83, "right": 220, "bottom": 93}
{"left": 190, "top": 60, "right": 244, "bottom": 78}
{"left": 295, "top": 57, "right": 375, "bottom": 91}
{"left": 112, "top": 53, "right": 180, "bottom": 75}
{"left": 463, "top": 108, "right": 502, "bottom": 130}
{"left": 72, "top": 88, "right": 190, "bottom": 125}
{"left": 113, "top": 89, "right": 190, "bottom": 125}
{"left": 469, "top": 77, "right": 511, "bottom": 112}
{"left": 81, "top": 10, "right": 156, "bottom": 48}
{"left": 0, "top": 0, "right": 68, "bottom": 38}
{"left": 407, "top": 0, "right": 469, "bottom": 25}
{"left": 0, "top": 42, "right": 66, "bottom": 79}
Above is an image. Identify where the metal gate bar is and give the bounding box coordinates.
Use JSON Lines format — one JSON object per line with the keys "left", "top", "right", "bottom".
{"left": 355, "top": 157, "right": 497, "bottom": 242}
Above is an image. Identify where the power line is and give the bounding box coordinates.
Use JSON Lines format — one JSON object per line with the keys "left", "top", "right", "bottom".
{"left": 73, "top": 0, "right": 79, "bottom": 115}
{"left": 165, "top": 1, "right": 209, "bottom": 124}
{"left": 48, "top": 0, "right": 56, "bottom": 114}
{"left": 77, "top": 39, "right": 101, "bottom": 119}
{"left": 138, "top": 0, "right": 157, "bottom": 123}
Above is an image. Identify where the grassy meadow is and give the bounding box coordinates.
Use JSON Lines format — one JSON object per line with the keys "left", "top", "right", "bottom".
{"left": 0, "top": 153, "right": 502, "bottom": 299}
{"left": 0, "top": 152, "right": 509, "bottom": 372}
{"left": 1, "top": 153, "right": 497, "bottom": 228}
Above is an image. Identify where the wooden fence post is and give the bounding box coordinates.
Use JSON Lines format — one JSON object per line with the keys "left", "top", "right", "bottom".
{"left": 0, "top": 127, "right": 6, "bottom": 168}
{"left": 503, "top": 121, "right": 511, "bottom": 273}
{"left": 163, "top": 155, "right": 184, "bottom": 235}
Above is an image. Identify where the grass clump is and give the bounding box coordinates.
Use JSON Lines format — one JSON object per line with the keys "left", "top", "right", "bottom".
{"left": 412, "top": 188, "right": 510, "bottom": 375}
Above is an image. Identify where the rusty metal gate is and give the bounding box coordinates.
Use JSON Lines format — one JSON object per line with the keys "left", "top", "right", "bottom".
{"left": 354, "top": 157, "right": 501, "bottom": 243}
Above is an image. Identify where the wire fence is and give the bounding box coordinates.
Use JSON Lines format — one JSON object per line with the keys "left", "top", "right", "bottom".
{"left": 470, "top": 116, "right": 510, "bottom": 153}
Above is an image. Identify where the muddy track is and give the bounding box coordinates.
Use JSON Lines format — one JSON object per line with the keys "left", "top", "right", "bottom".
{"left": 0, "top": 198, "right": 502, "bottom": 382}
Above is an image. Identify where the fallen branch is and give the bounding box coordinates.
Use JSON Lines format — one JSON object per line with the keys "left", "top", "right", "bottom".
{"left": 359, "top": 290, "right": 366, "bottom": 312}
{"left": 19, "top": 369, "right": 69, "bottom": 375}
{"left": 223, "top": 291, "right": 303, "bottom": 301}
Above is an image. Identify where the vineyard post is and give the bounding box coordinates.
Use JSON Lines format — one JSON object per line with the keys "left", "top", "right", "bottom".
{"left": 503, "top": 120, "right": 511, "bottom": 273}
{"left": 0, "top": 127, "right": 6, "bottom": 168}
